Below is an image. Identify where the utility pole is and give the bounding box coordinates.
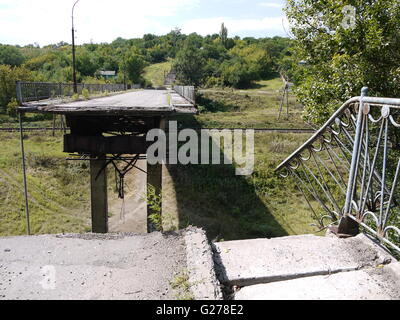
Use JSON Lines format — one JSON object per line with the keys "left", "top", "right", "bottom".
{"left": 72, "top": 0, "right": 80, "bottom": 94}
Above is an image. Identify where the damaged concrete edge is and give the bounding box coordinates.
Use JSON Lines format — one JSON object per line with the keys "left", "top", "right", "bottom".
{"left": 349, "top": 233, "right": 396, "bottom": 266}
{"left": 184, "top": 227, "right": 223, "bottom": 300}
{"left": 385, "top": 262, "right": 400, "bottom": 282}
{"left": 212, "top": 268, "right": 360, "bottom": 288}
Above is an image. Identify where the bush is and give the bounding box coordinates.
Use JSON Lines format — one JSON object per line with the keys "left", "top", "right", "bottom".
{"left": 220, "top": 44, "right": 273, "bottom": 88}
{"left": 204, "top": 76, "right": 223, "bottom": 88}
{"left": 6, "top": 98, "right": 18, "bottom": 118}
{"left": 0, "top": 64, "right": 33, "bottom": 114}
{"left": 140, "top": 78, "right": 153, "bottom": 88}
{"left": 82, "top": 88, "right": 90, "bottom": 100}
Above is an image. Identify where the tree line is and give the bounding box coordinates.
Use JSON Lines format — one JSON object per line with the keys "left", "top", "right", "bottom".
{"left": 0, "top": 26, "right": 294, "bottom": 114}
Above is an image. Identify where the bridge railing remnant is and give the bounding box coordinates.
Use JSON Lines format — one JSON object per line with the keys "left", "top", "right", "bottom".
{"left": 16, "top": 81, "right": 126, "bottom": 104}
{"left": 276, "top": 87, "right": 400, "bottom": 253}
{"left": 174, "top": 85, "right": 196, "bottom": 105}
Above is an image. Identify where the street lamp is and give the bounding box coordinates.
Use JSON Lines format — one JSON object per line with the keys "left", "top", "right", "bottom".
{"left": 72, "top": 0, "right": 80, "bottom": 94}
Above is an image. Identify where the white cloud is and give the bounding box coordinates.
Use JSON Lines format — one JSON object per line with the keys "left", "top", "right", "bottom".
{"left": 182, "top": 16, "right": 287, "bottom": 36}
{"left": 258, "top": 2, "right": 282, "bottom": 8}
{"left": 0, "top": 0, "right": 199, "bottom": 45}
{"left": 0, "top": 0, "right": 288, "bottom": 45}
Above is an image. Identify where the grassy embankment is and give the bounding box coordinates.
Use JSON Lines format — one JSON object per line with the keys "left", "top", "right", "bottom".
{"left": 143, "top": 60, "right": 173, "bottom": 87}
{"left": 0, "top": 132, "right": 91, "bottom": 235}
{"left": 0, "top": 76, "right": 321, "bottom": 239}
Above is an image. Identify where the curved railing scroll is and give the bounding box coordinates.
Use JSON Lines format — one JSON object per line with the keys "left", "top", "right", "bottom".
{"left": 276, "top": 88, "right": 400, "bottom": 253}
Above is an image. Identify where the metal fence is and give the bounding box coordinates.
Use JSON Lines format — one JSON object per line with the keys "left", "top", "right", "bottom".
{"left": 276, "top": 88, "right": 400, "bottom": 253}
{"left": 16, "top": 81, "right": 126, "bottom": 103}
{"left": 174, "top": 86, "right": 196, "bottom": 105}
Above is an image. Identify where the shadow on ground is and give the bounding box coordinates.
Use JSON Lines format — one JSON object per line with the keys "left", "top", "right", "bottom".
{"left": 164, "top": 115, "right": 288, "bottom": 241}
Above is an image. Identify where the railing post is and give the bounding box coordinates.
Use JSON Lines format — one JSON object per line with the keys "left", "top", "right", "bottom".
{"left": 19, "top": 112, "right": 31, "bottom": 235}
{"left": 337, "top": 87, "right": 369, "bottom": 236}
{"left": 16, "top": 81, "right": 23, "bottom": 104}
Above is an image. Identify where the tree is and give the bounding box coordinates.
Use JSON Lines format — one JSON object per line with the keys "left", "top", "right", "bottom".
{"left": 0, "top": 65, "right": 33, "bottom": 114}
{"left": 147, "top": 44, "right": 168, "bottom": 63}
{"left": 167, "top": 28, "right": 184, "bottom": 58}
{"left": 0, "top": 45, "right": 24, "bottom": 66}
{"left": 220, "top": 44, "right": 273, "bottom": 88}
{"left": 220, "top": 23, "right": 228, "bottom": 48}
{"left": 173, "top": 41, "right": 206, "bottom": 86}
{"left": 76, "top": 48, "right": 98, "bottom": 77}
{"left": 285, "top": 0, "right": 400, "bottom": 124}
{"left": 121, "top": 49, "right": 147, "bottom": 84}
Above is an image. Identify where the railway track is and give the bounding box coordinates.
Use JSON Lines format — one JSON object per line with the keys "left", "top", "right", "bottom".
{"left": 0, "top": 127, "right": 67, "bottom": 133}
{"left": 187, "top": 128, "right": 315, "bottom": 133}
{"left": 0, "top": 127, "right": 315, "bottom": 134}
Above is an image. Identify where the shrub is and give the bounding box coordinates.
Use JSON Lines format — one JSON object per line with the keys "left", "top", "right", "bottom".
{"left": 82, "top": 88, "right": 90, "bottom": 100}
{"left": 6, "top": 98, "right": 18, "bottom": 118}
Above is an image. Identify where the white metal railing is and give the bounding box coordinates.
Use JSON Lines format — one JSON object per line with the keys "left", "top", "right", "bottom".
{"left": 276, "top": 88, "right": 400, "bottom": 253}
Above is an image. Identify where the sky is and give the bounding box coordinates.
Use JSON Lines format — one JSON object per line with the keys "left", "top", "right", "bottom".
{"left": 0, "top": 0, "right": 289, "bottom": 46}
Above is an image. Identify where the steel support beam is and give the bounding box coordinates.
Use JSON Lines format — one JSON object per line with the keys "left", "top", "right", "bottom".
{"left": 64, "top": 134, "right": 148, "bottom": 155}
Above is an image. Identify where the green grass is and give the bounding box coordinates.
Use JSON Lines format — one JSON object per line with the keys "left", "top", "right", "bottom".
{"left": 162, "top": 132, "right": 319, "bottom": 240}
{"left": 0, "top": 132, "right": 91, "bottom": 236}
{"left": 143, "top": 60, "right": 173, "bottom": 87}
{"left": 246, "top": 77, "right": 285, "bottom": 92}
{"left": 194, "top": 83, "right": 310, "bottom": 130}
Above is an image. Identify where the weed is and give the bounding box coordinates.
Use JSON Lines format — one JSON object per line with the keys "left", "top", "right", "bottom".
{"left": 143, "top": 184, "right": 163, "bottom": 232}
{"left": 82, "top": 88, "right": 90, "bottom": 100}
{"left": 170, "top": 270, "right": 194, "bottom": 300}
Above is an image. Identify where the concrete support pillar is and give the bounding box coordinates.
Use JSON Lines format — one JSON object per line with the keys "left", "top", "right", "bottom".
{"left": 90, "top": 155, "right": 108, "bottom": 233}
{"left": 147, "top": 117, "right": 166, "bottom": 233}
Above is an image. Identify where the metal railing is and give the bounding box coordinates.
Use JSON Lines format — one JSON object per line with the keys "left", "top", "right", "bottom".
{"left": 174, "top": 86, "right": 196, "bottom": 105}
{"left": 16, "top": 81, "right": 126, "bottom": 103}
{"left": 276, "top": 88, "right": 400, "bottom": 253}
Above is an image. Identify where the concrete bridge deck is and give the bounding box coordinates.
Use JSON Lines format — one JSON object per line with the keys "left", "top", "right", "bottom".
{"left": 214, "top": 234, "right": 400, "bottom": 300}
{"left": 0, "top": 229, "right": 399, "bottom": 300}
{"left": 18, "top": 89, "right": 197, "bottom": 116}
{"left": 0, "top": 228, "right": 221, "bottom": 300}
